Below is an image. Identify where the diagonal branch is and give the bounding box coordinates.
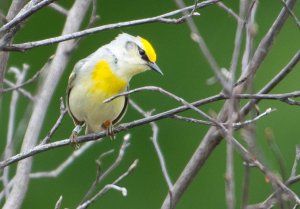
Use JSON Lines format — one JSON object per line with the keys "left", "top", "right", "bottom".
{"left": 0, "top": 0, "right": 56, "bottom": 34}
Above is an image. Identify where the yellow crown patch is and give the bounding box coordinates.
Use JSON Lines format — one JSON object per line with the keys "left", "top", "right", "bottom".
{"left": 139, "top": 37, "right": 157, "bottom": 63}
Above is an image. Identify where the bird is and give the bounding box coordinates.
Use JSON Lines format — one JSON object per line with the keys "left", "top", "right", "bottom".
{"left": 66, "top": 33, "right": 163, "bottom": 145}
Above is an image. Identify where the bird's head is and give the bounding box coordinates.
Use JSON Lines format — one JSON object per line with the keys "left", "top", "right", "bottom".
{"left": 108, "top": 33, "right": 163, "bottom": 80}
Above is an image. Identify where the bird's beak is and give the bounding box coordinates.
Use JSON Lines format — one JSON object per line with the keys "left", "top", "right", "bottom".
{"left": 148, "top": 62, "right": 163, "bottom": 75}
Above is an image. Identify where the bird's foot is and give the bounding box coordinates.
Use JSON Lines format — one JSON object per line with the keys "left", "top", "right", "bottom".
{"left": 70, "top": 125, "right": 82, "bottom": 149}
{"left": 102, "top": 120, "right": 115, "bottom": 140}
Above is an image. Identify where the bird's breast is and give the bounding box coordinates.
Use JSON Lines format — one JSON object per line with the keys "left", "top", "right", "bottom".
{"left": 89, "top": 60, "right": 127, "bottom": 96}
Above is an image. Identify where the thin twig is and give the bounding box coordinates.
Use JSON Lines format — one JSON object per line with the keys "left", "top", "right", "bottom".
{"left": 2, "top": 65, "right": 27, "bottom": 199}
{"left": 30, "top": 142, "right": 95, "bottom": 178}
{"left": 241, "top": 50, "right": 300, "bottom": 115}
{"left": 279, "top": 0, "right": 300, "bottom": 29}
{"left": 171, "top": 108, "right": 275, "bottom": 128}
{"left": 216, "top": 2, "right": 244, "bottom": 23}
{"left": 48, "top": 3, "right": 68, "bottom": 16}
{"left": 3, "top": 56, "right": 52, "bottom": 92}
{"left": 241, "top": 163, "right": 251, "bottom": 209}
{"left": 247, "top": 175, "right": 300, "bottom": 209}
{"left": 40, "top": 98, "right": 67, "bottom": 145}
{"left": 129, "top": 100, "right": 173, "bottom": 189}
{"left": 77, "top": 160, "right": 138, "bottom": 209}
{"left": 3, "top": 79, "right": 34, "bottom": 100}
{"left": 291, "top": 145, "right": 300, "bottom": 178}
{"left": 80, "top": 134, "right": 131, "bottom": 204}
{"left": 174, "top": 0, "right": 229, "bottom": 91}
{"left": 241, "top": 0, "right": 258, "bottom": 72}
{"left": 54, "top": 196, "right": 63, "bottom": 209}
{"left": 229, "top": 135, "right": 300, "bottom": 206}
{"left": 3, "top": 0, "right": 219, "bottom": 51}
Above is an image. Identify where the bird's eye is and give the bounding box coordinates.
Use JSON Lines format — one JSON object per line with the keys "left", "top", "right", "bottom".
{"left": 138, "top": 48, "right": 145, "bottom": 56}
{"left": 138, "top": 47, "right": 149, "bottom": 61}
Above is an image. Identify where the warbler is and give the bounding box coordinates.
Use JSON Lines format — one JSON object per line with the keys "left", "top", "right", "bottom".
{"left": 66, "top": 33, "right": 163, "bottom": 142}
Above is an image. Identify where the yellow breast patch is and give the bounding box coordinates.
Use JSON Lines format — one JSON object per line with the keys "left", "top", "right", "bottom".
{"left": 89, "top": 60, "right": 127, "bottom": 96}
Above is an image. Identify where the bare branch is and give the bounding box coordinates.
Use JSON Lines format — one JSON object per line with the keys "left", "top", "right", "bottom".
{"left": 161, "top": 0, "right": 298, "bottom": 207}
{"left": 77, "top": 160, "right": 138, "bottom": 209}
{"left": 0, "top": 0, "right": 27, "bottom": 93}
{"left": 2, "top": 64, "right": 27, "bottom": 200}
{"left": 3, "top": 56, "right": 52, "bottom": 92}
{"left": 291, "top": 145, "right": 300, "bottom": 178}
{"left": 241, "top": 50, "right": 300, "bottom": 115}
{"left": 241, "top": 0, "right": 258, "bottom": 71}
{"left": 48, "top": 3, "right": 68, "bottom": 16}
{"left": 238, "top": 0, "right": 298, "bottom": 84}
{"left": 2, "top": 1, "right": 92, "bottom": 209}
{"left": 216, "top": 2, "right": 244, "bottom": 23}
{"left": 174, "top": 0, "right": 229, "bottom": 91}
{"left": 2, "top": 0, "right": 219, "bottom": 52}
{"left": 3, "top": 90, "right": 300, "bottom": 169}
{"left": 54, "top": 196, "right": 63, "bottom": 209}
{"left": 129, "top": 100, "right": 173, "bottom": 189}
{"left": 80, "top": 134, "right": 131, "bottom": 204}
{"left": 247, "top": 174, "right": 300, "bottom": 209}
{"left": 30, "top": 142, "right": 94, "bottom": 178}
{"left": 171, "top": 108, "right": 275, "bottom": 129}
{"left": 40, "top": 97, "right": 67, "bottom": 145}
{"left": 279, "top": 0, "right": 300, "bottom": 29}
{"left": 0, "top": 0, "right": 56, "bottom": 34}
{"left": 3, "top": 79, "right": 34, "bottom": 100}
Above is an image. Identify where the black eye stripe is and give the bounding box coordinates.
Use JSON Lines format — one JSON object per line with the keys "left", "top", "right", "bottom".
{"left": 138, "top": 47, "right": 149, "bottom": 61}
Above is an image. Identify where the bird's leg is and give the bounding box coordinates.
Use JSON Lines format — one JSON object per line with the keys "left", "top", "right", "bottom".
{"left": 70, "top": 124, "right": 83, "bottom": 149}
{"left": 102, "top": 120, "right": 115, "bottom": 140}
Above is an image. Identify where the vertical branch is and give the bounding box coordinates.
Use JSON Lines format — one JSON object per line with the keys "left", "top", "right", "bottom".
{"left": 241, "top": 163, "right": 251, "bottom": 209}
{"left": 173, "top": 0, "right": 228, "bottom": 91}
{"left": 2, "top": 64, "right": 28, "bottom": 200}
{"left": 241, "top": 0, "right": 258, "bottom": 72}
{"left": 129, "top": 100, "right": 173, "bottom": 189}
{"left": 2, "top": 1, "right": 92, "bottom": 209}
{"left": 225, "top": 1, "right": 248, "bottom": 209}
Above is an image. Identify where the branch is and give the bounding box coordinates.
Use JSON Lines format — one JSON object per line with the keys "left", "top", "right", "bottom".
{"left": 3, "top": 89, "right": 300, "bottom": 169}
{"left": 161, "top": 0, "right": 298, "bottom": 207}
{"left": 2, "top": 65, "right": 27, "bottom": 200}
{"left": 77, "top": 160, "right": 138, "bottom": 209}
{"left": 40, "top": 97, "right": 67, "bottom": 145}
{"left": 2, "top": 56, "right": 52, "bottom": 92}
{"left": 0, "top": 0, "right": 27, "bottom": 93}
{"left": 0, "top": 0, "right": 56, "bottom": 34}
{"left": 80, "top": 134, "right": 131, "bottom": 203}
{"left": 129, "top": 100, "right": 173, "bottom": 189}
{"left": 279, "top": 0, "right": 300, "bottom": 29}
{"left": 174, "top": 0, "right": 228, "bottom": 91}
{"left": 2, "top": 0, "right": 219, "bottom": 51}
{"left": 48, "top": 3, "right": 68, "bottom": 16}
{"left": 2, "top": 1, "right": 92, "bottom": 209}
{"left": 171, "top": 107, "right": 275, "bottom": 128}
{"left": 3, "top": 79, "right": 34, "bottom": 100}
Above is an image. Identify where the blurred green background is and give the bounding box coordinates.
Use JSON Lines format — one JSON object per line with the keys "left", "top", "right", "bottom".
{"left": 1, "top": 0, "right": 300, "bottom": 208}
